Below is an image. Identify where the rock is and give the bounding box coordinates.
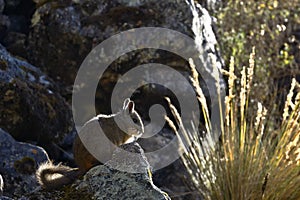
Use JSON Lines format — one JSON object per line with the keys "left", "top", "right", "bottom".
{"left": 0, "top": 0, "right": 35, "bottom": 53}
{"left": 26, "top": 142, "right": 170, "bottom": 200}
{"left": 0, "top": 0, "right": 4, "bottom": 14}
{"left": 0, "top": 15, "right": 10, "bottom": 40}
{"left": 0, "top": 174, "right": 3, "bottom": 195}
{"left": 0, "top": 44, "right": 74, "bottom": 158}
{"left": 27, "top": 1, "right": 93, "bottom": 85}
{"left": 3, "top": 0, "right": 35, "bottom": 24}
{"left": 0, "top": 196, "right": 14, "bottom": 200}
{"left": 138, "top": 128, "right": 201, "bottom": 200}
{"left": 3, "top": 0, "right": 22, "bottom": 9}
{"left": 76, "top": 143, "right": 169, "bottom": 199}
{"left": 0, "top": 128, "right": 48, "bottom": 198}
{"left": 1, "top": 32, "right": 27, "bottom": 56}
{"left": 26, "top": 0, "right": 190, "bottom": 86}
{"left": 23, "top": 0, "right": 224, "bottom": 112}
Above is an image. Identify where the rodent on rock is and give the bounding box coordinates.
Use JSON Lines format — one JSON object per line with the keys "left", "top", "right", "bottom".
{"left": 36, "top": 98, "right": 144, "bottom": 190}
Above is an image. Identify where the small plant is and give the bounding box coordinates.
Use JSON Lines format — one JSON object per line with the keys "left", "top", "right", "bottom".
{"left": 166, "top": 49, "right": 300, "bottom": 199}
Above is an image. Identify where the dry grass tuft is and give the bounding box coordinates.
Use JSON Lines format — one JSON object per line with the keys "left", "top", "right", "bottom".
{"left": 166, "top": 49, "right": 300, "bottom": 199}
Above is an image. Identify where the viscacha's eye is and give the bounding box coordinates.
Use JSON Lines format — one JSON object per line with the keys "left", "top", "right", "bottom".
{"left": 132, "top": 118, "right": 138, "bottom": 123}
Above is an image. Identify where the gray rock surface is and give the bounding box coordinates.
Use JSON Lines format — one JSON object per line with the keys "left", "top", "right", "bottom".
{"left": 74, "top": 143, "right": 170, "bottom": 200}
{"left": 0, "top": 0, "right": 35, "bottom": 51}
{"left": 0, "top": 196, "right": 14, "bottom": 200}
{"left": 138, "top": 128, "right": 201, "bottom": 200}
{"left": 0, "top": 0, "right": 4, "bottom": 13}
{"left": 0, "top": 43, "right": 74, "bottom": 157}
{"left": 0, "top": 128, "right": 48, "bottom": 198}
{"left": 0, "top": 13, "right": 9, "bottom": 40}
{"left": 23, "top": 0, "right": 224, "bottom": 114}
{"left": 26, "top": 142, "right": 170, "bottom": 200}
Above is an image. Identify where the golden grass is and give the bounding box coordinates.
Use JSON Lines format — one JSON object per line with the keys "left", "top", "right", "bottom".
{"left": 166, "top": 49, "right": 300, "bottom": 200}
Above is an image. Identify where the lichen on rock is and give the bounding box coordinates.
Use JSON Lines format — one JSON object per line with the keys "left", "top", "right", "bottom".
{"left": 0, "top": 44, "right": 74, "bottom": 158}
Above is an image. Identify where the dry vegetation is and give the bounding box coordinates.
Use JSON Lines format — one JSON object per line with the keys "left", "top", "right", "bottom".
{"left": 165, "top": 1, "right": 300, "bottom": 199}
{"left": 167, "top": 51, "right": 300, "bottom": 199}
{"left": 216, "top": 0, "right": 300, "bottom": 108}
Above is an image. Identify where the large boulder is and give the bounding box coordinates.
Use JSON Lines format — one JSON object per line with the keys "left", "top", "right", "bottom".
{"left": 0, "top": 44, "right": 74, "bottom": 158}
{"left": 20, "top": 0, "right": 224, "bottom": 114}
{"left": 0, "top": 0, "right": 35, "bottom": 56}
{"left": 0, "top": 128, "right": 48, "bottom": 198}
{"left": 26, "top": 143, "right": 170, "bottom": 200}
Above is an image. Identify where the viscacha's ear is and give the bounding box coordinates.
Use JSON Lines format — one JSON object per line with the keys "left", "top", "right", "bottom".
{"left": 123, "top": 98, "right": 131, "bottom": 110}
{"left": 127, "top": 101, "right": 135, "bottom": 114}
{"left": 123, "top": 98, "right": 135, "bottom": 114}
